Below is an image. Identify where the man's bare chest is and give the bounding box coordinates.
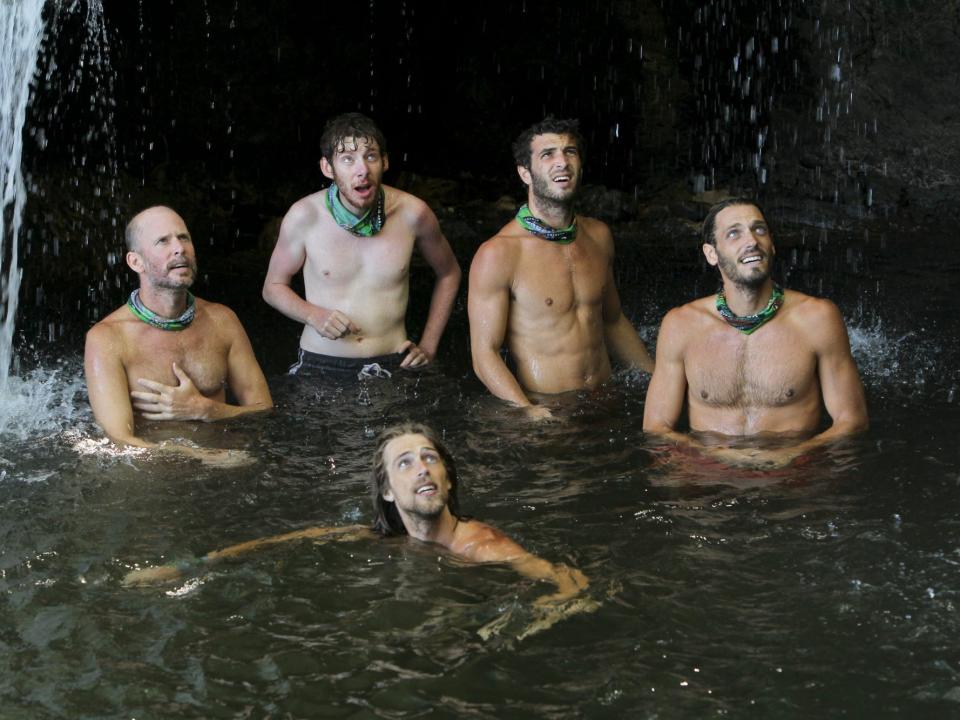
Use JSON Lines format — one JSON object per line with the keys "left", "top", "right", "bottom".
{"left": 304, "top": 228, "right": 413, "bottom": 287}
{"left": 686, "top": 329, "right": 818, "bottom": 408}
{"left": 511, "top": 243, "right": 607, "bottom": 313}
{"left": 123, "top": 327, "right": 228, "bottom": 396}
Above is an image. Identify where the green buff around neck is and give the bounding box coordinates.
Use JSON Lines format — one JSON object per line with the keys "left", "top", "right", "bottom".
{"left": 716, "top": 284, "right": 784, "bottom": 335}
{"left": 516, "top": 204, "right": 577, "bottom": 244}
{"left": 127, "top": 289, "right": 196, "bottom": 331}
{"left": 325, "top": 183, "right": 386, "bottom": 237}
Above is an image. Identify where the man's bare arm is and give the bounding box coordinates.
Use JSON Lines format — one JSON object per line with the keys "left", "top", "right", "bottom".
{"left": 461, "top": 524, "right": 588, "bottom": 605}
{"left": 85, "top": 323, "right": 152, "bottom": 448}
{"left": 809, "top": 300, "right": 869, "bottom": 438}
{"left": 599, "top": 232, "right": 654, "bottom": 373}
{"left": 468, "top": 240, "right": 538, "bottom": 408}
{"left": 123, "top": 525, "right": 372, "bottom": 586}
{"left": 261, "top": 202, "right": 360, "bottom": 339}
{"left": 405, "top": 201, "right": 461, "bottom": 365}
{"left": 642, "top": 308, "right": 691, "bottom": 439}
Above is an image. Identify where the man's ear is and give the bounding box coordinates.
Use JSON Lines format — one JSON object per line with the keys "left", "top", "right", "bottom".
{"left": 702, "top": 243, "right": 718, "bottom": 267}
{"left": 516, "top": 165, "right": 532, "bottom": 187}
{"left": 126, "top": 250, "right": 143, "bottom": 273}
{"left": 320, "top": 157, "right": 334, "bottom": 180}
{"left": 382, "top": 153, "right": 389, "bottom": 173}
{"left": 381, "top": 486, "right": 395, "bottom": 503}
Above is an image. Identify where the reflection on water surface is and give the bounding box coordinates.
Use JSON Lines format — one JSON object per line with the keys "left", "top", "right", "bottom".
{"left": 1, "top": 226, "right": 959, "bottom": 718}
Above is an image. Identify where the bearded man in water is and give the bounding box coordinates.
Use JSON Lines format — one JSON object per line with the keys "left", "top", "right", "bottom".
{"left": 468, "top": 117, "right": 653, "bottom": 419}
{"left": 643, "top": 198, "right": 868, "bottom": 467}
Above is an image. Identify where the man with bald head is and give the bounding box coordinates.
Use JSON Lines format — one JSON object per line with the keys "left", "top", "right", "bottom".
{"left": 84, "top": 206, "right": 272, "bottom": 464}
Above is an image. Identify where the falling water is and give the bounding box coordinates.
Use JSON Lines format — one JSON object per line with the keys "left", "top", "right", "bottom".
{"left": 0, "top": 0, "right": 46, "bottom": 392}
{"left": 1, "top": 0, "right": 113, "bottom": 439}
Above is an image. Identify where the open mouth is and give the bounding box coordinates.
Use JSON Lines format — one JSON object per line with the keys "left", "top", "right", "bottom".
{"left": 416, "top": 483, "right": 437, "bottom": 496}
{"left": 552, "top": 175, "right": 571, "bottom": 183}
{"left": 740, "top": 253, "right": 764, "bottom": 265}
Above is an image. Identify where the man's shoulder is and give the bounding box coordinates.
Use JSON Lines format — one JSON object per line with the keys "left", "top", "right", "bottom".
{"left": 577, "top": 214, "right": 612, "bottom": 237}
{"left": 195, "top": 297, "right": 242, "bottom": 326}
{"left": 472, "top": 224, "right": 524, "bottom": 271}
{"left": 281, "top": 191, "right": 327, "bottom": 228}
{"left": 88, "top": 304, "right": 132, "bottom": 336}
{"left": 665, "top": 295, "right": 716, "bottom": 323}
{"left": 783, "top": 289, "right": 842, "bottom": 323}
{"left": 85, "top": 304, "right": 136, "bottom": 359}
{"left": 384, "top": 185, "right": 437, "bottom": 227}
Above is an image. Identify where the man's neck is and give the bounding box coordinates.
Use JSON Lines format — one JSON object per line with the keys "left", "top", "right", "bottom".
{"left": 527, "top": 195, "right": 575, "bottom": 230}
{"left": 720, "top": 278, "right": 775, "bottom": 317}
{"left": 401, "top": 508, "right": 459, "bottom": 549}
{"left": 138, "top": 285, "right": 190, "bottom": 319}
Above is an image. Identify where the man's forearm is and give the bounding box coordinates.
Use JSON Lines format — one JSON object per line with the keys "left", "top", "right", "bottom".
{"left": 196, "top": 398, "right": 273, "bottom": 422}
{"left": 262, "top": 282, "right": 323, "bottom": 328}
{"left": 418, "top": 269, "right": 461, "bottom": 357}
{"left": 473, "top": 349, "right": 533, "bottom": 406}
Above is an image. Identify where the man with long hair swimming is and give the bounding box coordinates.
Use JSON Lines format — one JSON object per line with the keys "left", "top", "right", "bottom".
{"left": 123, "top": 423, "right": 592, "bottom": 637}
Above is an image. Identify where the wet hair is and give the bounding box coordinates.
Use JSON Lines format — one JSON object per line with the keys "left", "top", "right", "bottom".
{"left": 370, "top": 422, "right": 463, "bottom": 537}
{"left": 319, "top": 112, "right": 387, "bottom": 163}
{"left": 511, "top": 116, "right": 585, "bottom": 169}
{"left": 701, "top": 197, "right": 766, "bottom": 246}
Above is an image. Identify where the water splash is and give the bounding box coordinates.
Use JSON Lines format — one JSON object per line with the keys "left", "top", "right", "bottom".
{"left": 1, "top": 0, "right": 46, "bottom": 391}
{"left": 0, "top": 360, "right": 88, "bottom": 441}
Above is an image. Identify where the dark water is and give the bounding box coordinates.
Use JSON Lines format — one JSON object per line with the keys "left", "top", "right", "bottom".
{"left": 1, "top": 220, "right": 959, "bottom": 719}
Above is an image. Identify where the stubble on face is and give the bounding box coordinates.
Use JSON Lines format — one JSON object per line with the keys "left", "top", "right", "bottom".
{"left": 526, "top": 133, "right": 581, "bottom": 213}
{"left": 383, "top": 435, "right": 450, "bottom": 521}
{"left": 132, "top": 208, "right": 199, "bottom": 291}
{"left": 711, "top": 204, "right": 774, "bottom": 291}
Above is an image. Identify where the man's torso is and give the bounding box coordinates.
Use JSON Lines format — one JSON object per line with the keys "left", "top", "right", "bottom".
{"left": 297, "top": 186, "right": 416, "bottom": 358}
{"left": 500, "top": 217, "right": 613, "bottom": 393}
{"left": 105, "top": 299, "right": 231, "bottom": 401}
{"left": 682, "top": 291, "right": 823, "bottom": 435}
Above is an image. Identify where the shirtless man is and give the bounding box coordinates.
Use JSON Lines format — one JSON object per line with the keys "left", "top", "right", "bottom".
{"left": 124, "top": 423, "right": 593, "bottom": 639}
{"left": 643, "top": 198, "right": 868, "bottom": 466}
{"left": 468, "top": 117, "right": 653, "bottom": 417}
{"left": 263, "top": 113, "right": 460, "bottom": 379}
{"left": 84, "top": 206, "right": 272, "bottom": 463}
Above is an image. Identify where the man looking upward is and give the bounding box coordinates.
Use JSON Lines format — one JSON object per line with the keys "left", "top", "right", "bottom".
{"left": 468, "top": 117, "right": 653, "bottom": 418}
{"left": 84, "top": 206, "right": 272, "bottom": 464}
{"left": 643, "top": 198, "right": 868, "bottom": 466}
{"left": 263, "top": 113, "right": 461, "bottom": 380}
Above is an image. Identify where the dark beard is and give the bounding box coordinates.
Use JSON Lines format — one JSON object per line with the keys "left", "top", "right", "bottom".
{"left": 716, "top": 252, "right": 770, "bottom": 291}
{"left": 530, "top": 170, "right": 577, "bottom": 214}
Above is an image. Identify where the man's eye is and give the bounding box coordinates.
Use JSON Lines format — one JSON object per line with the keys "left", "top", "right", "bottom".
{"left": 424, "top": 454, "right": 438, "bottom": 464}
{"left": 754, "top": 227, "right": 767, "bottom": 235}
{"left": 398, "top": 459, "right": 410, "bottom": 469}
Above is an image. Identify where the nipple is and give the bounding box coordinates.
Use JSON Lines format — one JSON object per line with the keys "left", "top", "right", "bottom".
{"left": 545, "top": 298, "right": 554, "bottom": 306}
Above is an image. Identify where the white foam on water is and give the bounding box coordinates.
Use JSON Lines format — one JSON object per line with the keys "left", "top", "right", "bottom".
{"left": 0, "top": 361, "right": 89, "bottom": 441}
